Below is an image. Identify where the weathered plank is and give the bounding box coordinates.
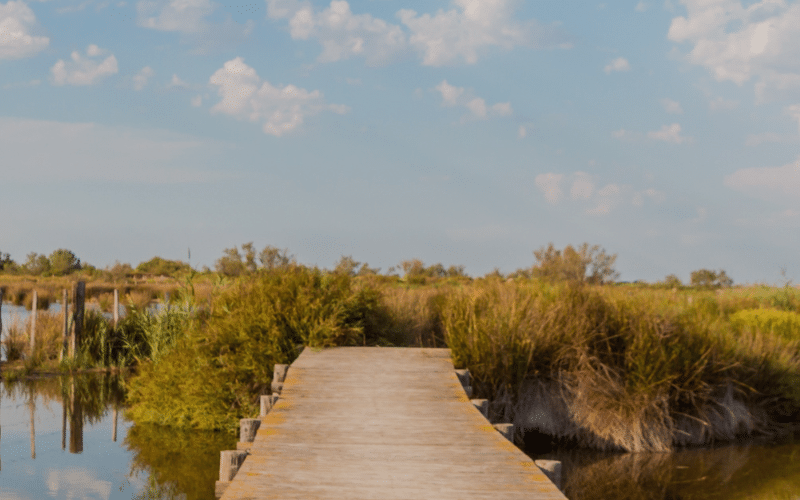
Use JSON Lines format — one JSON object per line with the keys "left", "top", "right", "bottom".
{"left": 221, "top": 347, "right": 567, "bottom": 500}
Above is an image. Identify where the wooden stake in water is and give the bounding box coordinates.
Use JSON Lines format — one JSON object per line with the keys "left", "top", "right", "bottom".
{"left": 71, "top": 282, "right": 85, "bottom": 360}
{"left": 60, "top": 289, "right": 68, "bottom": 362}
{"left": 0, "top": 287, "right": 4, "bottom": 352}
{"left": 113, "top": 289, "right": 119, "bottom": 328}
{"left": 30, "top": 290, "right": 37, "bottom": 356}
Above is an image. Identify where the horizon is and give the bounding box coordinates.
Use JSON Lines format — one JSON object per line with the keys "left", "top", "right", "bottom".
{"left": 2, "top": 0, "right": 799, "bottom": 286}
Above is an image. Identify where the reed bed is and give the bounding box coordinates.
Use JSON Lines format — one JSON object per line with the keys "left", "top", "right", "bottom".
{"left": 442, "top": 281, "right": 800, "bottom": 452}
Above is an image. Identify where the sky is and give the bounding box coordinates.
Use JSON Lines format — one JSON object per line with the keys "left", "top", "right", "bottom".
{"left": 1, "top": 0, "right": 799, "bottom": 284}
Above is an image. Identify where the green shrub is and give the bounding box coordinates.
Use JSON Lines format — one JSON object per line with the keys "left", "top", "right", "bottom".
{"left": 126, "top": 266, "right": 385, "bottom": 431}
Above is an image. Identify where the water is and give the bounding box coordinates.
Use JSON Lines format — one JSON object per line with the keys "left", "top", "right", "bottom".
{"left": 525, "top": 434, "right": 800, "bottom": 499}
{"left": 0, "top": 374, "right": 236, "bottom": 500}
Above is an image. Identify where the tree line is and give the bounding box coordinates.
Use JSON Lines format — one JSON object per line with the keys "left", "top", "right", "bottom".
{"left": 0, "top": 243, "right": 735, "bottom": 288}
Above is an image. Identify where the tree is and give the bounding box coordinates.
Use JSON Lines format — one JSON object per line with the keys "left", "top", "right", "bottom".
{"left": 137, "top": 257, "right": 190, "bottom": 276}
{"left": 215, "top": 246, "right": 246, "bottom": 277}
{"left": 48, "top": 248, "right": 81, "bottom": 276}
{"left": 0, "top": 251, "right": 14, "bottom": 272}
{"left": 258, "top": 245, "right": 293, "bottom": 271}
{"left": 663, "top": 274, "right": 682, "bottom": 288}
{"left": 690, "top": 269, "right": 733, "bottom": 288}
{"left": 108, "top": 261, "right": 134, "bottom": 280}
{"left": 241, "top": 242, "right": 258, "bottom": 273}
{"left": 24, "top": 252, "right": 50, "bottom": 275}
{"left": 532, "top": 242, "right": 619, "bottom": 284}
{"left": 334, "top": 255, "right": 361, "bottom": 276}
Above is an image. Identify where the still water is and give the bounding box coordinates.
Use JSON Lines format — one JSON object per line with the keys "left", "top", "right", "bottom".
{"left": 0, "top": 374, "right": 236, "bottom": 500}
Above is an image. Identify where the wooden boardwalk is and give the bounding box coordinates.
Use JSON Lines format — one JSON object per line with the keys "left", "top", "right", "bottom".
{"left": 220, "top": 347, "right": 567, "bottom": 500}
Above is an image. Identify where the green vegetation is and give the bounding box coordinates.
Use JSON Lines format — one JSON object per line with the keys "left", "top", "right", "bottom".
{"left": 4, "top": 242, "right": 800, "bottom": 454}
{"left": 125, "top": 265, "right": 390, "bottom": 431}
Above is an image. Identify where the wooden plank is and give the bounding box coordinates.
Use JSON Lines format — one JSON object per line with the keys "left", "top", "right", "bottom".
{"left": 221, "top": 347, "right": 567, "bottom": 500}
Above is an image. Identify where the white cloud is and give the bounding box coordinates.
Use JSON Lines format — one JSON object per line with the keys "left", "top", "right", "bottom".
{"left": 604, "top": 56, "right": 630, "bottom": 74}
{"left": 136, "top": 0, "right": 212, "bottom": 33}
{"left": 0, "top": 117, "right": 230, "bottom": 183}
{"left": 398, "top": 0, "right": 570, "bottom": 66}
{"left": 724, "top": 158, "right": 800, "bottom": 200}
{"left": 169, "top": 73, "right": 188, "bottom": 88}
{"left": 570, "top": 171, "right": 593, "bottom": 200}
{"left": 191, "top": 94, "right": 202, "bottom": 106}
{"left": 209, "top": 56, "right": 348, "bottom": 136}
{"left": 518, "top": 125, "right": 527, "bottom": 138}
{"left": 535, "top": 172, "right": 563, "bottom": 204}
{"left": 0, "top": 0, "right": 49, "bottom": 59}
{"left": 133, "top": 66, "right": 153, "bottom": 90}
{"left": 661, "top": 97, "right": 683, "bottom": 114}
{"left": 266, "top": 0, "right": 570, "bottom": 67}
{"left": 668, "top": 0, "right": 800, "bottom": 100}
{"left": 492, "top": 102, "right": 513, "bottom": 116}
{"left": 587, "top": 183, "right": 621, "bottom": 215}
{"left": 435, "top": 79, "right": 463, "bottom": 106}
{"left": 635, "top": 1, "right": 648, "bottom": 12}
{"left": 51, "top": 45, "right": 118, "bottom": 86}
{"left": 434, "top": 79, "right": 513, "bottom": 120}
{"left": 267, "top": 0, "right": 406, "bottom": 65}
{"left": 647, "top": 123, "right": 690, "bottom": 144}
{"left": 47, "top": 468, "right": 112, "bottom": 500}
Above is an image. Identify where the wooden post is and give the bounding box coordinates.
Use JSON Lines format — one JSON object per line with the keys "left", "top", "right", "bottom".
{"left": 493, "top": 423, "right": 514, "bottom": 442}
{"left": 30, "top": 290, "right": 37, "bottom": 357}
{"left": 471, "top": 399, "right": 489, "bottom": 419}
{"left": 0, "top": 287, "right": 4, "bottom": 356}
{"left": 239, "top": 418, "right": 261, "bottom": 443}
{"left": 60, "top": 289, "right": 68, "bottom": 362}
{"left": 535, "top": 460, "right": 562, "bottom": 491}
{"left": 113, "top": 289, "right": 119, "bottom": 328}
{"left": 71, "top": 282, "right": 85, "bottom": 359}
{"left": 260, "top": 394, "right": 279, "bottom": 417}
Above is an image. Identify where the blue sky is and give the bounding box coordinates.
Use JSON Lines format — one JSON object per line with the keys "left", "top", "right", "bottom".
{"left": 1, "top": 0, "right": 799, "bottom": 284}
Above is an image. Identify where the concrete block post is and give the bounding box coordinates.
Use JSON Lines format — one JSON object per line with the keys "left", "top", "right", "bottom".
{"left": 261, "top": 394, "right": 280, "bottom": 417}
{"left": 471, "top": 399, "right": 488, "bottom": 419}
{"left": 455, "top": 369, "right": 472, "bottom": 397}
{"left": 216, "top": 450, "right": 248, "bottom": 497}
{"left": 493, "top": 423, "right": 514, "bottom": 442}
{"left": 272, "top": 363, "right": 288, "bottom": 394}
{"left": 535, "top": 460, "right": 562, "bottom": 491}
{"left": 239, "top": 418, "right": 261, "bottom": 443}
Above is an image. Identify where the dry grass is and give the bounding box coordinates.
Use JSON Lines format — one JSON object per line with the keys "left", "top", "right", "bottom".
{"left": 442, "top": 280, "right": 800, "bottom": 452}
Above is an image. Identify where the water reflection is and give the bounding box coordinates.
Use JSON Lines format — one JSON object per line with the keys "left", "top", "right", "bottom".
{"left": 0, "top": 373, "right": 235, "bottom": 500}
{"left": 528, "top": 434, "right": 800, "bottom": 500}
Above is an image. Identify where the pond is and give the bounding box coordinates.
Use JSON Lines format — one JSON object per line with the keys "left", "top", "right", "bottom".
{"left": 0, "top": 374, "right": 236, "bottom": 500}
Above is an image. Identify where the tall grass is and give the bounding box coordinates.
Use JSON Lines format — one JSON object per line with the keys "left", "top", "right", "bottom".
{"left": 442, "top": 281, "right": 800, "bottom": 451}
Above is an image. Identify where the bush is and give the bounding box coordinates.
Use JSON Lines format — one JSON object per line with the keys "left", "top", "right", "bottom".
{"left": 125, "top": 266, "right": 386, "bottom": 431}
